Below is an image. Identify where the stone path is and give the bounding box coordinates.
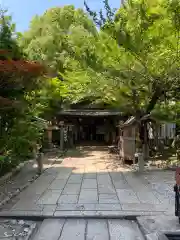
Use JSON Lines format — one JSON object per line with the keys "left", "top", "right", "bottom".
{"left": 1, "top": 216, "right": 179, "bottom": 239}
{"left": 0, "top": 150, "right": 61, "bottom": 212}
{"left": 0, "top": 146, "right": 175, "bottom": 217}
{"left": 32, "top": 218, "right": 144, "bottom": 240}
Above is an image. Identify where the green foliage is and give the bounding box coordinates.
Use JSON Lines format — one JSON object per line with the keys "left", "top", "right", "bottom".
{"left": 0, "top": 115, "right": 44, "bottom": 176}
{"left": 0, "top": 155, "right": 15, "bottom": 177}
{"left": 0, "top": 10, "right": 22, "bottom": 59}
{"left": 0, "top": 11, "right": 46, "bottom": 175}
{"left": 20, "top": 1, "right": 180, "bottom": 123}
{"left": 19, "top": 5, "right": 99, "bottom": 114}
{"left": 3, "top": 115, "right": 44, "bottom": 161}
{"left": 83, "top": 0, "right": 180, "bottom": 118}
{"left": 19, "top": 6, "right": 97, "bottom": 69}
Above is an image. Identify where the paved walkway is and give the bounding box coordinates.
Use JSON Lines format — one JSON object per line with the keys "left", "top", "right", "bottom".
{"left": 32, "top": 219, "right": 144, "bottom": 240}
{"left": 0, "top": 147, "right": 175, "bottom": 217}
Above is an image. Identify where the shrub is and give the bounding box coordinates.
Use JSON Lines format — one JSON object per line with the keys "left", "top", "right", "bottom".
{"left": 3, "top": 115, "right": 44, "bottom": 163}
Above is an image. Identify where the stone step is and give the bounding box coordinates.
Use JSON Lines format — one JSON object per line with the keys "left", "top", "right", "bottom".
{"left": 32, "top": 218, "right": 145, "bottom": 240}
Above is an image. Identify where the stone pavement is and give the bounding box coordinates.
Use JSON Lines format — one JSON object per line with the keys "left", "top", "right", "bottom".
{"left": 1, "top": 216, "right": 179, "bottom": 240}
{"left": 0, "top": 150, "right": 61, "bottom": 210}
{"left": 0, "top": 147, "right": 175, "bottom": 217}
{"left": 32, "top": 218, "right": 144, "bottom": 240}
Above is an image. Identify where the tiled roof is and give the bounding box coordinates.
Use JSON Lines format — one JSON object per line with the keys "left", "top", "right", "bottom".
{"left": 58, "top": 109, "right": 122, "bottom": 117}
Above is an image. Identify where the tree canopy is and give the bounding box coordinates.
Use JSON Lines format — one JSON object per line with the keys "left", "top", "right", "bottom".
{"left": 18, "top": 1, "right": 180, "bottom": 121}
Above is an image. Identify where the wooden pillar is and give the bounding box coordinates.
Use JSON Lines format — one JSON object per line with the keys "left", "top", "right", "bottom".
{"left": 59, "top": 121, "right": 64, "bottom": 151}
{"left": 69, "top": 125, "right": 74, "bottom": 147}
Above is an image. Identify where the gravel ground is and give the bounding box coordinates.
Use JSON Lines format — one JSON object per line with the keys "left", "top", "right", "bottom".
{"left": 0, "top": 219, "right": 37, "bottom": 239}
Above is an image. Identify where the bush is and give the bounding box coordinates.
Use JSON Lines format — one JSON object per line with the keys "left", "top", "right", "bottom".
{"left": 0, "top": 155, "right": 16, "bottom": 176}
{"left": 0, "top": 115, "right": 44, "bottom": 173}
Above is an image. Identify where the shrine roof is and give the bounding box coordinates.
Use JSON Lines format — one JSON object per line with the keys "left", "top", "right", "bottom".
{"left": 57, "top": 109, "right": 122, "bottom": 117}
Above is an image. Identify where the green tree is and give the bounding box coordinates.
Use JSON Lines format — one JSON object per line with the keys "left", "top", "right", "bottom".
{"left": 19, "top": 5, "right": 98, "bottom": 115}
{"left": 83, "top": 0, "right": 180, "bottom": 165}
{"left": 0, "top": 11, "right": 45, "bottom": 172}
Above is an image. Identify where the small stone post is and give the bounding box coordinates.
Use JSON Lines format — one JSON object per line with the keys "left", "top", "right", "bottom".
{"left": 138, "top": 152, "right": 144, "bottom": 172}
{"left": 47, "top": 127, "right": 53, "bottom": 149}
{"left": 36, "top": 152, "right": 44, "bottom": 174}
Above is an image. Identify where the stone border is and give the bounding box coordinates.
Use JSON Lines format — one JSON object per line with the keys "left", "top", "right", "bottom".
{"left": 0, "top": 159, "right": 40, "bottom": 209}
{"left": 0, "top": 210, "right": 165, "bottom": 219}
{"left": 0, "top": 160, "right": 34, "bottom": 186}
{"left": 24, "top": 222, "right": 38, "bottom": 240}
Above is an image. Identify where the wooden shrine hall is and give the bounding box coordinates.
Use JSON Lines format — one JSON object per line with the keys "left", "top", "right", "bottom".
{"left": 46, "top": 109, "right": 124, "bottom": 149}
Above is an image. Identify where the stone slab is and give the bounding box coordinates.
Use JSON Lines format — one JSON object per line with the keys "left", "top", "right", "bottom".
{"left": 81, "top": 179, "right": 97, "bottom": 189}
{"left": 67, "top": 174, "right": 84, "bottom": 184}
{"left": 137, "top": 215, "right": 180, "bottom": 235}
{"left": 136, "top": 191, "right": 161, "bottom": 204}
{"left": 58, "top": 194, "right": 78, "bottom": 204}
{"left": 37, "top": 190, "right": 61, "bottom": 205}
{"left": 121, "top": 203, "right": 167, "bottom": 212}
{"left": 86, "top": 219, "right": 109, "bottom": 240}
{"left": 56, "top": 203, "right": 121, "bottom": 211}
{"left": 0, "top": 210, "right": 43, "bottom": 216}
{"left": 55, "top": 170, "right": 72, "bottom": 180}
{"left": 98, "top": 194, "right": 119, "bottom": 204}
{"left": 59, "top": 219, "right": 86, "bottom": 240}
{"left": 109, "top": 172, "right": 125, "bottom": 180}
{"left": 78, "top": 189, "right": 98, "bottom": 204}
{"left": 42, "top": 205, "right": 57, "bottom": 216}
{"left": 0, "top": 209, "right": 163, "bottom": 217}
{"left": 44, "top": 167, "right": 60, "bottom": 175}
{"left": 108, "top": 219, "right": 144, "bottom": 240}
{"left": 113, "top": 180, "right": 131, "bottom": 189}
{"left": 84, "top": 173, "right": 97, "bottom": 179}
{"left": 98, "top": 186, "right": 116, "bottom": 194}
{"left": 97, "top": 175, "right": 112, "bottom": 185}
{"left": 117, "top": 189, "right": 140, "bottom": 204}
{"left": 95, "top": 204, "right": 122, "bottom": 211}
{"left": 48, "top": 180, "right": 67, "bottom": 190}
{"left": 62, "top": 184, "right": 81, "bottom": 195}
{"left": 54, "top": 211, "right": 97, "bottom": 217}
{"left": 33, "top": 219, "right": 65, "bottom": 240}
{"left": 12, "top": 201, "right": 43, "bottom": 211}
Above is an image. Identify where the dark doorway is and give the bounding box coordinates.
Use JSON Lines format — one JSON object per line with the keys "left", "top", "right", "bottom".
{"left": 76, "top": 117, "right": 113, "bottom": 145}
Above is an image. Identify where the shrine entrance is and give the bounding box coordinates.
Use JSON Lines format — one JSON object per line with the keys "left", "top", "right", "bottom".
{"left": 56, "top": 110, "right": 123, "bottom": 147}
{"left": 76, "top": 117, "right": 107, "bottom": 144}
